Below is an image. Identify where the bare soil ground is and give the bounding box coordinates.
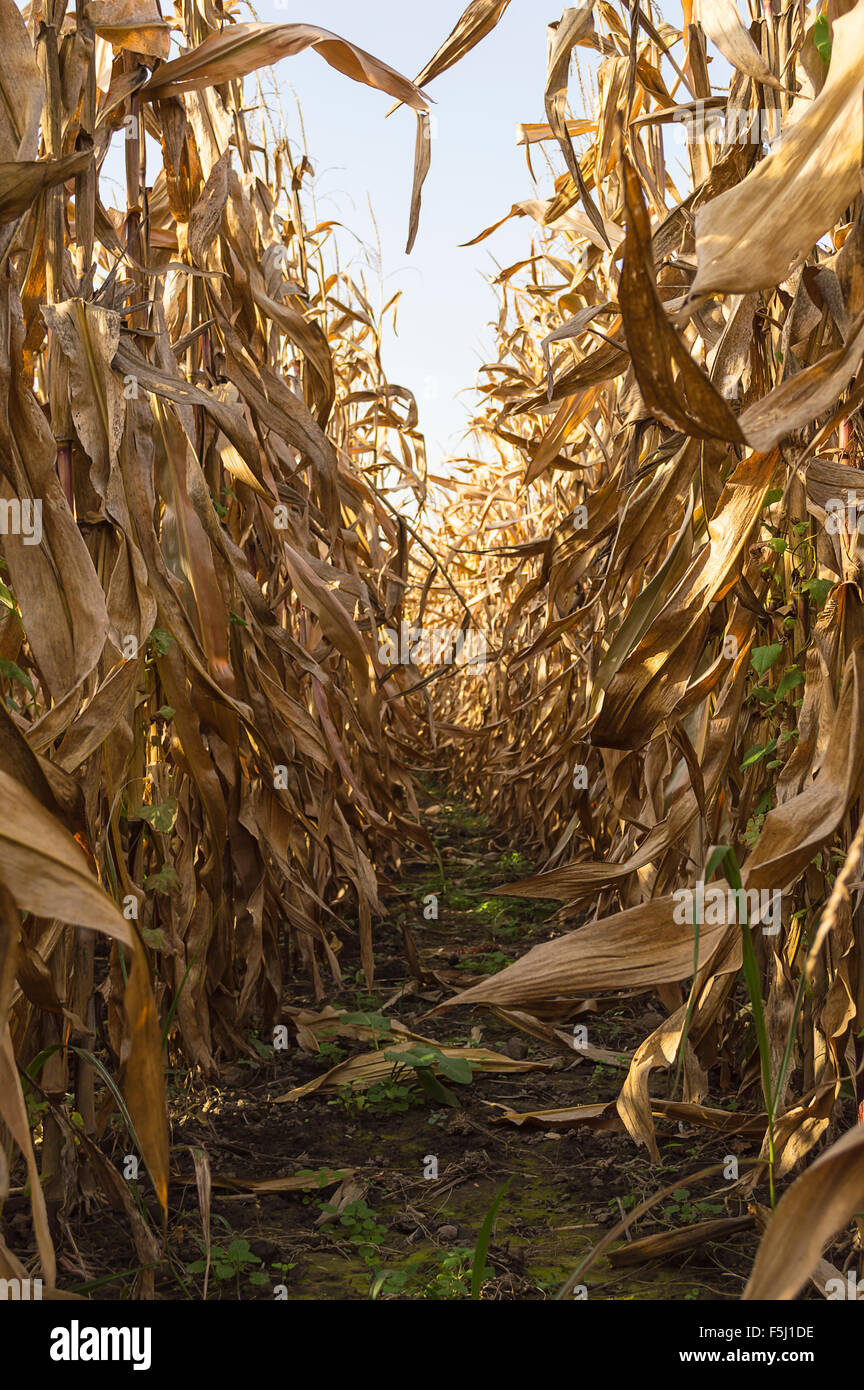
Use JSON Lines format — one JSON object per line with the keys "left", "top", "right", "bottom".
{"left": 7, "top": 787, "right": 823, "bottom": 1301}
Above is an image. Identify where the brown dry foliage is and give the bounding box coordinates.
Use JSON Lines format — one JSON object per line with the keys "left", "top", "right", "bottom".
{"left": 0, "top": 0, "right": 437, "bottom": 1294}
{"left": 4, "top": 0, "right": 864, "bottom": 1302}
{"left": 416, "top": 0, "right": 864, "bottom": 1299}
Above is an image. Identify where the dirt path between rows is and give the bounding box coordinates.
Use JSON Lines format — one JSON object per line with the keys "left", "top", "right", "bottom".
{"left": 28, "top": 787, "right": 780, "bottom": 1300}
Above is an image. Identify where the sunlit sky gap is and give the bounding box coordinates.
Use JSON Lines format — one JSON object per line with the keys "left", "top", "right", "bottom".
{"left": 93, "top": 1, "right": 727, "bottom": 471}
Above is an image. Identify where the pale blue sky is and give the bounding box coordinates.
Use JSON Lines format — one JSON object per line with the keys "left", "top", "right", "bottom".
{"left": 251, "top": 0, "right": 564, "bottom": 467}
{"left": 98, "top": 1, "right": 694, "bottom": 469}
{"left": 253, "top": 1, "right": 703, "bottom": 469}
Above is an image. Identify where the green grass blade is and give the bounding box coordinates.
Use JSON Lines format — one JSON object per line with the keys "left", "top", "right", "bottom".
{"left": 471, "top": 1176, "right": 512, "bottom": 1299}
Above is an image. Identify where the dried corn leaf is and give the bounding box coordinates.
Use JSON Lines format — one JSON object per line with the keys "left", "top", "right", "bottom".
{"left": 142, "top": 22, "right": 429, "bottom": 111}
{"left": 692, "top": 4, "right": 864, "bottom": 295}
{"left": 275, "top": 1040, "right": 552, "bottom": 1102}
{"left": 120, "top": 932, "right": 170, "bottom": 1217}
{"left": 435, "top": 897, "right": 729, "bottom": 1012}
{"left": 744, "top": 1123, "right": 864, "bottom": 1299}
{"left": 696, "top": 0, "right": 781, "bottom": 90}
{"left": 0, "top": 0, "right": 43, "bottom": 162}
{"left": 0, "top": 770, "right": 131, "bottom": 938}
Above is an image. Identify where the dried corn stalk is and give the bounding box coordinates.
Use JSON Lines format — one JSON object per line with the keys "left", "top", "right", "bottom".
{"left": 0, "top": 0, "right": 436, "bottom": 1291}
{"left": 412, "top": 0, "right": 864, "bottom": 1293}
